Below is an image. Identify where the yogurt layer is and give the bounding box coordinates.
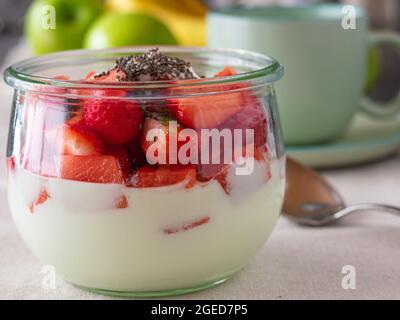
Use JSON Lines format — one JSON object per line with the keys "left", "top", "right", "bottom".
{"left": 8, "top": 160, "right": 284, "bottom": 292}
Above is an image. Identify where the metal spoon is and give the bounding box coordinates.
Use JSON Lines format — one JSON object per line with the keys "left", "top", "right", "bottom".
{"left": 283, "top": 157, "right": 400, "bottom": 226}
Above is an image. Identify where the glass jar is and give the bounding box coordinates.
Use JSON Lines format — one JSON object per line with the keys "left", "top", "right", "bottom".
{"left": 4, "top": 47, "right": 285, "bottom": 297}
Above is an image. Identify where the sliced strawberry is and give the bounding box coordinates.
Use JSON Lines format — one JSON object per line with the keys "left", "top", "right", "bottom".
{"left": 163, "top": 216, "right": 210, "bottom": 235}
{"left": 215, "top": 145, "right": 271, "bottom": 195}
{"left": 77, "top": 83, "right": 128, "bottom": 100}
{"left": 218, "top": 95, "right": 268, "bottom": 148}
{"left": 6, "top": 156, "right": 16, "bottom": 173}
{"left": 168, "top": 65, "right": 266, "bottom": 145}
{"left": 39, "top": 107, "right": 86, "bottom": 177}
{"left": 214, "top": 66, "right": 238, "bottom": 77}
{"left": 116, "top": 195, "right": 128, "bottom": 209}
{"left": 132, "top": 165, "right": 196, "bottom": 188}
{"left": 83, "top": 97, "right": 144, "bottom": 146}
{"left": 56, "top": 122, "right": 103, "bottom": 156}
{"left": 25, "top": 74, "right": 69, "bottom": 107}
{"left": 195, "top": 93, "right": 268, "bottom": 181}
{"left": 140, "top": 118, "right": 168, "bottom": 159}
{"left": 168, "top": 66, "right": 245, "bottom": 129}
{"left": 215, "top": 167, "right": 230, "bottom": 194}
{"left": 21, "top": 100, "right": 47, "bottom": 174}
{"left": 54, "top": 155, "right": 124, "bottom": 184}
{"left": 168, "top": 91, "right": 245, "bottom": 129}
{"left": 75, "top": 70, "right": 128, "bottom": 108}
{"left": 127, "top": 138, "right": 147, "bottom": 169}
{"left": 85, "top": 69, "right": 125, "bottom": 82}
{"left": 22, "top": 100, "right": 81, "bottom": 175}
{"left": 21, "top": 75, "right": 90, "bottom": 175}
{"left": 53, "top": 75, "right": 70, "bottom": 80}
{"left": 84, "top": 71, "right": 96, "bottom": 81}
{"left": 29, "top": 188, "right": 50, "bottom": 213}
{"left": 197, "top": 163, "right": 228, "bottom": 183}
{"left": 198, "top": 142, "right": 270, "bottom": 194}
{"left": 254, "top": 145, "right": 269, "bottom": 162}
{"left": 105, "top": 145, "right": 132, "bottom": 179}
{"left": 140, "top": 118, "right": 194, "bottom": 165}
{"left": 67, "top": 112, "right": 84, "bottom": 125}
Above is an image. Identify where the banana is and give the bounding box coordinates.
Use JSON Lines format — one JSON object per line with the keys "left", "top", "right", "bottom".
{"left": 107, "top": 0, "right": 206, "bottom": 16}
{"left": 105, "top": 0, "right": 206, "bottom": 46}
{"left": 179, "top": 0, "right": 208, "bottom": 16}
{"left": 154, "top": 0, "right": 208, "bottom": 16}
{"left": 151, "top": 0, "right": 194, "bottom": 16}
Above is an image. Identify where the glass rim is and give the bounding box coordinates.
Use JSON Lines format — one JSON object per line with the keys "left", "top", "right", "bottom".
{"left": 3, "top": 46, "right": 283, "bottom": 99}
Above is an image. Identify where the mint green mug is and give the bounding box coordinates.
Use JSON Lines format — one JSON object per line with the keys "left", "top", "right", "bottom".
{"left": 207, "top": 4, "right": 400, "bottom": 145}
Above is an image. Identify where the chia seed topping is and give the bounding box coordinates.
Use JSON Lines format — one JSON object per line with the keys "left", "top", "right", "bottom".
{"left": 95, "top": 48, "right": 200, "bottom": 81}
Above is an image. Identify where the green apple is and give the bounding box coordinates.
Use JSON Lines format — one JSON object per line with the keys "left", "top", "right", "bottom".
{"left": 25, "top": 0, "right": 102, "bottom": 54}
{"left": 84, "top": 12, "right": 178, "bottom": 49}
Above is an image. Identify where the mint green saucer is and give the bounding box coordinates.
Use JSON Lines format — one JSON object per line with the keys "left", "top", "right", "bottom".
{"left": 287, "top": 112, "right": 400, "bottom": 168}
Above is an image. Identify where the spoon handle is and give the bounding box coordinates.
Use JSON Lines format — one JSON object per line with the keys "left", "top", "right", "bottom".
{"left": 295, "top": 203, "right": 400, "bottom": 226}
{"left": 334, "top": 203, "right": 400, "bottom": 221}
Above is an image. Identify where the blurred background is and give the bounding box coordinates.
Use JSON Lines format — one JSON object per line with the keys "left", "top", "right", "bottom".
{"left": 1, "top": 0, "right": 400, "bottom": 98}
{"left": 0, "top": 0, "right": 399, "bottom": 100}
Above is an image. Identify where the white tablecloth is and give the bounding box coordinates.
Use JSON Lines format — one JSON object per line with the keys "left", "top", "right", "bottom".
{"left": 1, "top": 43, "right": 399, "bottom": 300}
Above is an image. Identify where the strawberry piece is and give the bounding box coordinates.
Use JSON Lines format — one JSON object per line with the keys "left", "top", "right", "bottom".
{"left": 127, "top": 138, "right": 147, "bottom": 169}
{"left": 85, "top": 69, "right": 125, "bottom": 82}
{"left": 21, "top": 74, "right": 82, "bottom": 175}
{"left": 57, "top": 122, "right": 103, "bottom": 156}
{"left": 29, "top": 188, "right": 50, "bottom": 213}
{"left": 140, "top": 118, "right": 195, "bottom": 165}
{"left": 67, "top": 112, "right": 84, "bottom": 125}
{"left": 132, "top": 165, "right": 196, "bottom": 188}
{"left": 53, "top": 75, "right": 70, "bottom": 80}
{"left": 214, "top": 166, "right": 230, "bottom": 194}
{"left": 218, "top": 95, "right": 268, "bottom": 148}
{"left": 54, "top": 155, "right": 124, "bottom": 184}
{"left": 106, "top": 145, "right": 132, "bottom": 179}
{"left": 24, "top": 74, "right": 68, "bottom": 107}
{"left": 116, "top": 195, "right": 128, "bottom": 209}
{"left": 79, "top": 77, "right": 128, "bottom": 98}
{"left": 198, "top": 142, "right": 270, "bottom": 193}
{"left": 196, "top": 162, "right": 228, "bottom": 182}
{"left": 214, "top": 66, "right": 238, "bottom": 77}
{"left": 6, "top": 156, "right": 15, "bottom": 173}
{"left": 215, "top": 145, "right": 271, "bottom": 195}
{"left": 22, "top": 102, "right": 80, "bottom": 175}
{"left": 40, "top": 109, "right": 87, "bottom": 177}
{"left": 77, "top": 69, "right": 138, "bottom": 146}
{"left": 168, "top": 91, "right": 245, "bottom": 129}
{"left": 21, "top": 100, "right": 48, "bottom": 174}
{"left": 140, "top": 118, "right": 168, "bottom": 158}
{"left": 83, "top": 98, "right": 144, "bottom": 146}
{"left": 195, "top": 94, "right": 268, "bottom": 181}
{"left": 168, "top": 66, "right": 244, "bottom": 129}
{"left": 163, "top": 216, "right": 210, "bottom": 235}
{"left": 84, "top": 71, "right": 96, "bottom": 81}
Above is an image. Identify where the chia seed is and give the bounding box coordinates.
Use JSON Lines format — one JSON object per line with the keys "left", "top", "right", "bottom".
{"left": 97, "top": 48, "right": 200, "bottom": 81}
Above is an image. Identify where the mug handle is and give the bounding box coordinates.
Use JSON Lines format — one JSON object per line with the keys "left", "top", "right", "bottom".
{"left": 360, "top": 32, "right": 400, "bottom": 118}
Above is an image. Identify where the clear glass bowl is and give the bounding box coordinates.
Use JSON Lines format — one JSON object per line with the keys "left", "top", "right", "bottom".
{"left": 4, "top": 47, "right": 285, "bottom": 297}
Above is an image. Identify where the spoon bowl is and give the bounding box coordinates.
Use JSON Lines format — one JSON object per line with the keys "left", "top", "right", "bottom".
{"left": 283, "top": 158, "right": 400, "bottom": 226}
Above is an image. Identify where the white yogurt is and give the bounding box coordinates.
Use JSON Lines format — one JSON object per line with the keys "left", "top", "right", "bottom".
{"left": 7, "top": 160, "right": 284, "bottom": 292}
